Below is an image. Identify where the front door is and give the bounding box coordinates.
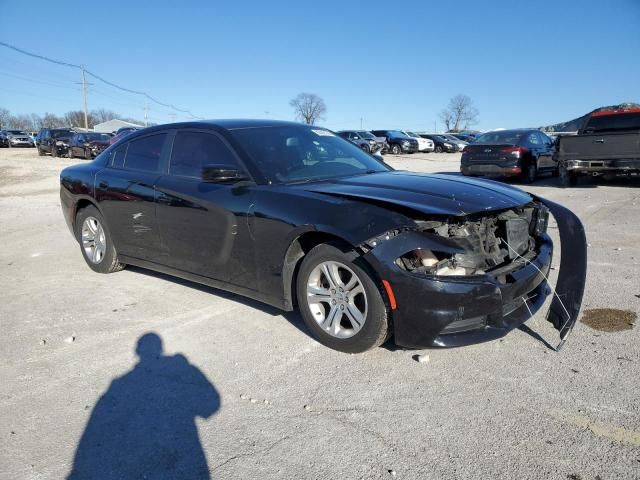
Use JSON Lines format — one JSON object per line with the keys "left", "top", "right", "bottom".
{"left": 155, "top": 129, "right": 256, "bottom": 289}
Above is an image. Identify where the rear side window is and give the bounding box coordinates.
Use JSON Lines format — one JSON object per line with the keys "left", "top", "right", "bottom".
{"left": 584, "top": 112, "right": 640, "bottom": 133}
{"left": 170, "top": 131, "right": 238, "bottom": 178}
{"left": 124, "top": 133, "right": 166, "bottom": 172}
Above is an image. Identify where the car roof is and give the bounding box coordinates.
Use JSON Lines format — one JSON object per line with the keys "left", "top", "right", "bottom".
{"left": 129, "top": 119, "right": 312, "bottom": 135}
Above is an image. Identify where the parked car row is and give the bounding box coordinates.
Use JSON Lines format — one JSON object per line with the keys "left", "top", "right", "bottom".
{"left": 29, "top": 126, "right": 140, "bottom": 159}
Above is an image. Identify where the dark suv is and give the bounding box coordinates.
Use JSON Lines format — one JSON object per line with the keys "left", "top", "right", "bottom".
{"left": 370, "top": 130, "right": 419, "bottom": 154}
{"left": 37, "top": 128, "right": 75, "bottom": 157}
{"left": 336, "top": 130, "right": 385, "bottom": 153}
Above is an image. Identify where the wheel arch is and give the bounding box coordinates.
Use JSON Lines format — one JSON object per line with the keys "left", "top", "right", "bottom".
{"left": 281, "top": 231, "right": 355, "bottom": 311}
{"left": 72, "top": 197, "right": 102, "bottom": 234}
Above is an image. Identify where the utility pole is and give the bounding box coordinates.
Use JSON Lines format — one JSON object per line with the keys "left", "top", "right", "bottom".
{"left": 434, "top": 120, "right": 437, "bottom": 133}
{"left": 144, "top": 99, "right": 149, "bottom": 127}
{"left": 360, "top": 117, "right": 363, "bottom": 129}
{"left": 80, "top": 65, "right": 89, "bottom": 130}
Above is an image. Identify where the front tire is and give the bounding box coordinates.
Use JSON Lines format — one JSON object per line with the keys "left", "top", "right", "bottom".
{"left": 75, "top": 205, "right": 125, "bottom": 274}
{"left": 435, "top": 145, "right": 443, "bottom": 153}
{"left": 51, "top": 145, "right": 57, "bottom": 158}
{"left": 391, "top": 144, "right": 401, "bottom": 155}
{"left": 37, "top": 147, "right": 45, "bottom": 156}
{"left": 295, "top": 243, "right": 389, "bottom": 353}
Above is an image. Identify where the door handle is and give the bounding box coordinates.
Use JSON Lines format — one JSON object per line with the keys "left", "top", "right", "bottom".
{"left": 593, "top": 138, "right": 605, "bottom": 144}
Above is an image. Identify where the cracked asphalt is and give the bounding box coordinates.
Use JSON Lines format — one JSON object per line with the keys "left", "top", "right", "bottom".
{"left": 1, "top": 148, "right": 639, "bottom": 479}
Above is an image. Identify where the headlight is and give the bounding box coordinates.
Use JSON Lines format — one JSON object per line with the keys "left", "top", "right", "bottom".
{"left": 402, "top": 140, "right": 410, "bottom": 146}
{"left": 396, "top": 248, "right": 483, "bottom": 276}
{"left": 443, "top": 143, "right": 452, "bottom": 147}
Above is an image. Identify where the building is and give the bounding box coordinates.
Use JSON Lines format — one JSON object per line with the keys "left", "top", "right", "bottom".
{"left": 93, "top": 119, "right": 143, "bottom": 134}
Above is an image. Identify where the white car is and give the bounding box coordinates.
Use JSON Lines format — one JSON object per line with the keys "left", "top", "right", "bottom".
{"left": 401, "top": 131, "right": 434, "bottom": 152}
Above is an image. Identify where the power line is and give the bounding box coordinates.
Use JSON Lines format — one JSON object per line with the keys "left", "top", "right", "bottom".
{"left": 0, "top": 40, "right": 203, "bottom": 120}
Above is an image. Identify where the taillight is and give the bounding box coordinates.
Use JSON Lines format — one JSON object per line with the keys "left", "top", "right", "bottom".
{"left": 499, "top": 146, "right": 527, "bottom": 157}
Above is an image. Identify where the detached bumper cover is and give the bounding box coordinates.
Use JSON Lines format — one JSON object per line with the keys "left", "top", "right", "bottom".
{"left": 363, "top": 197, "right": 587, "bottom": 349}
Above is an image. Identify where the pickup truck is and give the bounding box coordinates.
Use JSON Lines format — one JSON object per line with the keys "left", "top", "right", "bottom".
{"left": 554, "top": 106, "right": 640, "bottom": 186}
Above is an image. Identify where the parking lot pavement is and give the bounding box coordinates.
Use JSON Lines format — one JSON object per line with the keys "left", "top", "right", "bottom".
{"left": 1, "top": 148, "right": 639, "bottom": 479}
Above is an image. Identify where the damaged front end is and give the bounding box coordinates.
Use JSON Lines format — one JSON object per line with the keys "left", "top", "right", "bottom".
{"left": 361, "top": 199, "right": 586, "bottom": 350}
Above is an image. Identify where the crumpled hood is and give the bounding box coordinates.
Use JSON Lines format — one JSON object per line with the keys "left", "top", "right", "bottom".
{"left": 297, "top": 170, "right": 533, "bottom": 216}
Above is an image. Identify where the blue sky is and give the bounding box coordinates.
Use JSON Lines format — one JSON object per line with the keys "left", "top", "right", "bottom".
{"left": 1, "top": 0, "right": 638, "bottom": 131}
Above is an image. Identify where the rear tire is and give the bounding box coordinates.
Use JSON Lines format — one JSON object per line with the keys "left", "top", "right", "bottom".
{"left": 37, "top": 147, "right": 44, "bottom": 156}
{"left": 75, "top": 205, "right": 125, "bottom": 274}
{"left": 559, "top": 163, "right": 578, "bottom": 187}
{"left": 51, "top": 146, "right": 57, "bottom": 158}
{"left": 361, "top": 144, "right": 371, "bottom": 154}
{"left": 67, "top": 148, "right": 74, "bottom": 159}
{"left": 522, "top": 160, "right": 537, "bottom": 183}
{"left": 295, "top": 243, "right": 389, "bottom": 353}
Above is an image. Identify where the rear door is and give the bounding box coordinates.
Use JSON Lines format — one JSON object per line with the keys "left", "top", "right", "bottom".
{"left": 95, "top": 132, "right": 169, "bottom": 261}
{"left": 536, "top": 132, "right": 554, "bottom": 170}
{"left": 155, "top": 129, "right": 257, "bottom": 288}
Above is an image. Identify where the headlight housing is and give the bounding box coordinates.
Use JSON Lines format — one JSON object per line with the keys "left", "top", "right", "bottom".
{"left": 396, "top": 249, "right": 482, "bottom": 276}
{"left": 443, "top": 142, "right": 452, "bottom": 147}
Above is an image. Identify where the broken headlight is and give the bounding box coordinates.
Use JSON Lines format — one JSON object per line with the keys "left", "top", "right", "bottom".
{"left": 396, "top": 249, "right": 484, "bottom": 276}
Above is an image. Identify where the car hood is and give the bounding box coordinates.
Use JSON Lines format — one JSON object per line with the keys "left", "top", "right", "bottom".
{"left": 296, "top": 170, "right": 533, "bottom": 216}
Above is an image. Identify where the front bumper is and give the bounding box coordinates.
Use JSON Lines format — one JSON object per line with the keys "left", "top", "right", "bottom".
{"left": 9, "top": 139, "right": 34, "bottom": 147}
{"left": 366, "top": 234, "right": 553, "bottom": 348}
{"left": 363, "top": 199, "right": 587, "bottom": 349}
{"left": 563, "top": 158, "right": 640, "bottom": 174}
{"left": 401, "top": 144, "right": 420, "bottom": 153}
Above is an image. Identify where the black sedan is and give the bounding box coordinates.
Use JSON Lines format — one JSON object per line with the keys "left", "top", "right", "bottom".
{"left": 420, "top": 134, "right": 458, "bottom": 153}
{"left": 60, "top": 120, "right": 586, "bottom": 353}
{"left": 461, "top": 129, "right": 556, "bottom": 183}
{"left": 68, "top": 132, "right": 113, "bottom": 159}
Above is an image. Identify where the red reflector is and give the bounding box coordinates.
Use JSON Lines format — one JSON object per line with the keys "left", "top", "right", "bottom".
{"left": 382, "top": 280, "right": 397, "bottom": 310}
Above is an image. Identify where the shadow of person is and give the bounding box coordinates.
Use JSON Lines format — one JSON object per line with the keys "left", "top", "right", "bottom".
{"left": 67, "top": 333, "right": 220, "bottom": 479}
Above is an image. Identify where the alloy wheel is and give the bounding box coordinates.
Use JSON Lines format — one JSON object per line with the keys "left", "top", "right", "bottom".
{"left": 306, "top": 260, "right": 368, "bottom": 339}
{"left": 81, "top": 216, "right": 106, "bottom": 264}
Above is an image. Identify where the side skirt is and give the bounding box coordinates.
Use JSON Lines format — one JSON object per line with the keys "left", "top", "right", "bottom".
{"left": 119, "top": 254, "right": 287, "bottom": 311}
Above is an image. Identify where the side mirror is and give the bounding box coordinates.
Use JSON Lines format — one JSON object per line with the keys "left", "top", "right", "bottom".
{"left": 201, "top": 165, "right": 248, "bottom": 183}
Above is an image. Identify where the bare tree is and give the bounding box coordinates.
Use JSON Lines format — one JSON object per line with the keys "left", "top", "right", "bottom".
{"left": 439, "top": 94, "right": 479, "bottom": 131}
{"left": 289, "top": 93, "right": 327, "bottom": 125}
{"left": 91, "top": 108, "right": 117, "bottom": 124}
{"left": 0, "top": 108, "right": 10, "bottom": 129}
{"left": 41, "top": 112, "right": 66, "bottom": 128}
{"left": 9, "top": 114, "right": 33, "bottom": 130}
{"left": 64, "top": 110, "right": 97, "bottom": 129}
{"left": 30, "top": 113, "right": 43, "bottom": 131}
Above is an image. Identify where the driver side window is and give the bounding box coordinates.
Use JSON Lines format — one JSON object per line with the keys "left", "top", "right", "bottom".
{"left": 170, "top": 131, "right": 239, "bottom": 178}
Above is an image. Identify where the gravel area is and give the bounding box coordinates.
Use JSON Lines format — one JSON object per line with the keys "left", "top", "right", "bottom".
{"left": 1, "top": 148, "right": 638, "bottom": 479}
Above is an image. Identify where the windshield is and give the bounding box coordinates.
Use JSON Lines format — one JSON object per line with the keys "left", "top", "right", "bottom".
{"left": 51, "top": 130, "right": 73, "bottom": 138}
{"left": 407, "top": 132, "right": 420, "bottom": 138}
{"left": 230, "top": 125, "right": 390, "bottom": 184}
{"left": 356, "top": 131, "right": 375, "bottom": 139}
{"left": 7, "top": 130, "right": 27, "bottom": 135}
{"left": 85, "top": 133, "right": 112, "bottom": 141}
{"left": 475, "top": 130, "right": 524, "bottom": 144}
{"left": 387, "top": 130, "right": 407, "bottom": 138}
